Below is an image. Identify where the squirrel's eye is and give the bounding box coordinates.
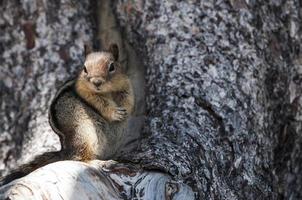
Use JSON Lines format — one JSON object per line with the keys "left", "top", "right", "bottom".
{"left": 108, "top": 62, "right": 115, "bottom": 73}
{"left": 83, "top": 66, "right": 88, "bottom": 73}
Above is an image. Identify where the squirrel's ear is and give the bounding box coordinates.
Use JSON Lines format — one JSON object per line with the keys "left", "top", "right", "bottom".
{"left": 108, "top": 43, "right": 119, "bottom": 61}
{"left": 84, "top": 43, "right": 93, "bottom": 57}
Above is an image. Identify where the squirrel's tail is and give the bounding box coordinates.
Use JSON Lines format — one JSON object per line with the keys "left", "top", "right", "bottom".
{"left": 0, "top": 151, "right": 66, "bottom": 187}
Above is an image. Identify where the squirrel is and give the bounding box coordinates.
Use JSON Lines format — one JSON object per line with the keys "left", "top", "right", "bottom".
{"left": 0, "top": 43, "right": 134, "bottom": 186}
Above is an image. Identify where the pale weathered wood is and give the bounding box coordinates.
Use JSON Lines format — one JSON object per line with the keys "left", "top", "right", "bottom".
{"left": 0, "top": 160, "right": 194, "bottom": 200}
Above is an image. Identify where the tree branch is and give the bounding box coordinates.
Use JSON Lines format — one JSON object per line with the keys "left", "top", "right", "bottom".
{"left": 0, "top": 160, "right": 194, "bottom": 200}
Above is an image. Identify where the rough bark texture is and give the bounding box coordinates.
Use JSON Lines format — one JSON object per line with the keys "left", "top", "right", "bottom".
{"left": 0, "top": 0, "right": 95, "bottom": 174}
{"left": 1, "top": 0, "right": 302, "bottom": 199}
{"left": 114, "top": 0, "right": 302, "bottom": 199}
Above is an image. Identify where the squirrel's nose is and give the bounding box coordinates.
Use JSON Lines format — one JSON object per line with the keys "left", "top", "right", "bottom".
{"left": 91, "top": 78, "right": 103, "bottom": 87}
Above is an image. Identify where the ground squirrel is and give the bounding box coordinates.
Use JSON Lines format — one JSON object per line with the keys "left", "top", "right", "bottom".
{"left": 0, "top": 44, "right": 134, "bottom": 186}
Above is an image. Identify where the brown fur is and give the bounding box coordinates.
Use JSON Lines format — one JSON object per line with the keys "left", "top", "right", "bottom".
{"left": 0, "top": 45, "right": 134, "bottom": 186}
{"left": 75, "top": 51, "right": 134, "bottom": 122}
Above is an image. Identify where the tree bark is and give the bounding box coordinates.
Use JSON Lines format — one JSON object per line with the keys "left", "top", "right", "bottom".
{"left": 114, "top": 0, "right": 302, "bottom": 199}
{"left": 1, "top": 0, "right": 302, "bottom": 199}
{"left": 0, "top": 0, "right": 95, "bottom": 174}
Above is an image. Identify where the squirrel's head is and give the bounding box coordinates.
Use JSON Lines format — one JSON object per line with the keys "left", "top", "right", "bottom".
{"left": 78, "top": 43, "right": 124, "bottom": 93}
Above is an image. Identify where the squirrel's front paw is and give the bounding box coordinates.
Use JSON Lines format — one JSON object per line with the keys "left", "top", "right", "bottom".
{"left": 110, "top": 107, "right": 127, "bottom": 121}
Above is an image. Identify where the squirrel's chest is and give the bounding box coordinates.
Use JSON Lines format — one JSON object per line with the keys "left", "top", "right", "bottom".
{"left": 73, "top": 95, "right": 127, "bottom": 158}
{"left": 111, "top": 91, "right": 127, "bottom": 106}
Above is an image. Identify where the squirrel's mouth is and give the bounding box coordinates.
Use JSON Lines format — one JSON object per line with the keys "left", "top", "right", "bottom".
{"left": 94, "top": 86, "right": 102, "bottom": 91}
{"left": 92, "top": 84, "right": 110, "bottom": 94}
{"left": 93, "top": 85, "right": 105, "bottom": 93}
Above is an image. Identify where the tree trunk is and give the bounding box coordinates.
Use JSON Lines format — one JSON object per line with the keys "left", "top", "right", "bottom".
{"left": 0, "top": 0, "right": 95, "bottom": 173}
{"left": 1, "top": 0, "right": 302, "bottom": 199}
{"left": 114, "top": 0, "right": 302, "bottom": 199}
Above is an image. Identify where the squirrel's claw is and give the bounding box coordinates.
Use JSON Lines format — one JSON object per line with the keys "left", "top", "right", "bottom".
{"left": 111, "top": 107, "right": 127, "bottom": 121}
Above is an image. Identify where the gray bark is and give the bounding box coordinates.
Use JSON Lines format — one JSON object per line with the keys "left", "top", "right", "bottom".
{"left": 1, "top": 0, "right": 302, "bottom": 199}
{"left": 0, "top": 0, "right": 95, "bottom": 174}
{"left": 114, "top": 0, "right": 302, "bottom": 199}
